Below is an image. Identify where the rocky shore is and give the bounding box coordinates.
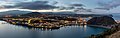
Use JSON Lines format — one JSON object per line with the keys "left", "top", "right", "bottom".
{"left": 88, "top": 16, "right": 120, "bottom": 38}
{"left": 107, "top": 31, "right": 120, "bottom": 38}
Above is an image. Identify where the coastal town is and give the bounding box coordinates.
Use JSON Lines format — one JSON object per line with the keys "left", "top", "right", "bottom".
{"left": 0, "top": 12, "right": 118, "bottom": 29}
{"left": 0, "top": 12, "right": 120, "bottom": 38}
{"left": 0, "top": 12, "right": 89, "bottom": 29}
{"left": 1, "top": 0, "right": 120, "bottom": 38}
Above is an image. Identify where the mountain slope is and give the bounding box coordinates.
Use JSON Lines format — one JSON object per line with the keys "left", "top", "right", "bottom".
{"left": 0, "top": 10, "right": 31, "bottom": 17}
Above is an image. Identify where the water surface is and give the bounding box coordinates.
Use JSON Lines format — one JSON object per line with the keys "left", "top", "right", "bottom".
{"left": 0, "top": 21, "right": 106, "bottom": 38}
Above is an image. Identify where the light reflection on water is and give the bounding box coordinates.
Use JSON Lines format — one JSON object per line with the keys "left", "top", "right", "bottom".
{"left": 0, "top": 21, "right": 106, "bottom": 38}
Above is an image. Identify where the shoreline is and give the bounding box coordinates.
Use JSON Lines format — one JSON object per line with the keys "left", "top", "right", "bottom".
{"left": 106, "top": 30, "right": 120, "bottom": 38}
{"left": 88, "top": 25, "right": 112, "bottom": 29}
{"left": 89, "top": 24, "right": 120, "bottom": 38}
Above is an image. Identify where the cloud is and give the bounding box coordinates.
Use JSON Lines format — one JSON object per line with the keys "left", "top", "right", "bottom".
{"left": 69, "top": 4, "right": 85, "bottom": 7}
{"left": 50, "top": 1, "right": 58, "bottom": 5}
{"left": 96, "top": 0, "right": 120, "bottom": 10}
{"left": 75, "top": 9, "right": 109, "bottom": 14}
{"left": 2, "top": 1, "right": 58, "bottom": 10}
{"left": 95, "top": 8, "right": 110, "bottom": 10}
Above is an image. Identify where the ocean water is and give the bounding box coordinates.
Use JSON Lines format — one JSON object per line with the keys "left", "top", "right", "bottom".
{"left": 0, "top": 21, "right": 106, "bottom": 38}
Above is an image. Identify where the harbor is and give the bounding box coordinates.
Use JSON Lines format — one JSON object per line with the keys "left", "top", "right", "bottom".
{"left": 0, "top": 20, "right": 107, "bottom": 38}
{"left": 0, "top": 0, "right": 120, "bottom": 38}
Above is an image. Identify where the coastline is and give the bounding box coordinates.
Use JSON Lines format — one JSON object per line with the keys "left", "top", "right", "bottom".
{"left": 88, "top": 25, "right": 112, "bottom": 29}
{"left": 89, "top": 24, "right": 120, "bottom": 38}
{"left": 106, "top": 30, "right": 120, "bottom": 38}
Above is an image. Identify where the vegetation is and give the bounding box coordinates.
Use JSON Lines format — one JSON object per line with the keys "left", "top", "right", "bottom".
{"left": 87, "top": 16, "right": 117, "bottom": 25}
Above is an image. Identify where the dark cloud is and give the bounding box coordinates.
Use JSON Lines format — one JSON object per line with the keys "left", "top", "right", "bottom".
{"left": 70, "top": 4, "right": 85, "bottom": 7}
{"left": 51, "top": 1, "right": 58, "bottom": 5}
{"left": 57, "top": 6, "right": 75, "bottom": 10}
{"left": 74, "top": 7, "right": 92, "bottom": 12}
{"left": 3, "top": 5, "right": 15, "bottom": 8}
{"left": 3, "top": 1, "right": 58, "bottom": 10}
{"left": 96, "top": 0, "right": 120, "bottom": 10}
{"left": 95, "top": 8, "right": 110, "bottom": 10}
{"left": 66, "top": 6, "right": 75, "bottom": 9}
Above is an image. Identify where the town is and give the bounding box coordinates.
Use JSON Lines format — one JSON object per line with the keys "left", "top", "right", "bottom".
{"left": 0, "top": 12, "right": 90, "bottom": 29}
{"left": 0, "top": 12, "right": 120, "bottom": 38}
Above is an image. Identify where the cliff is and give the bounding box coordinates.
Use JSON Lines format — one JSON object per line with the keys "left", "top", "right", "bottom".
{"left": 87, "top": 16, "right": 117, "bottom": 25}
